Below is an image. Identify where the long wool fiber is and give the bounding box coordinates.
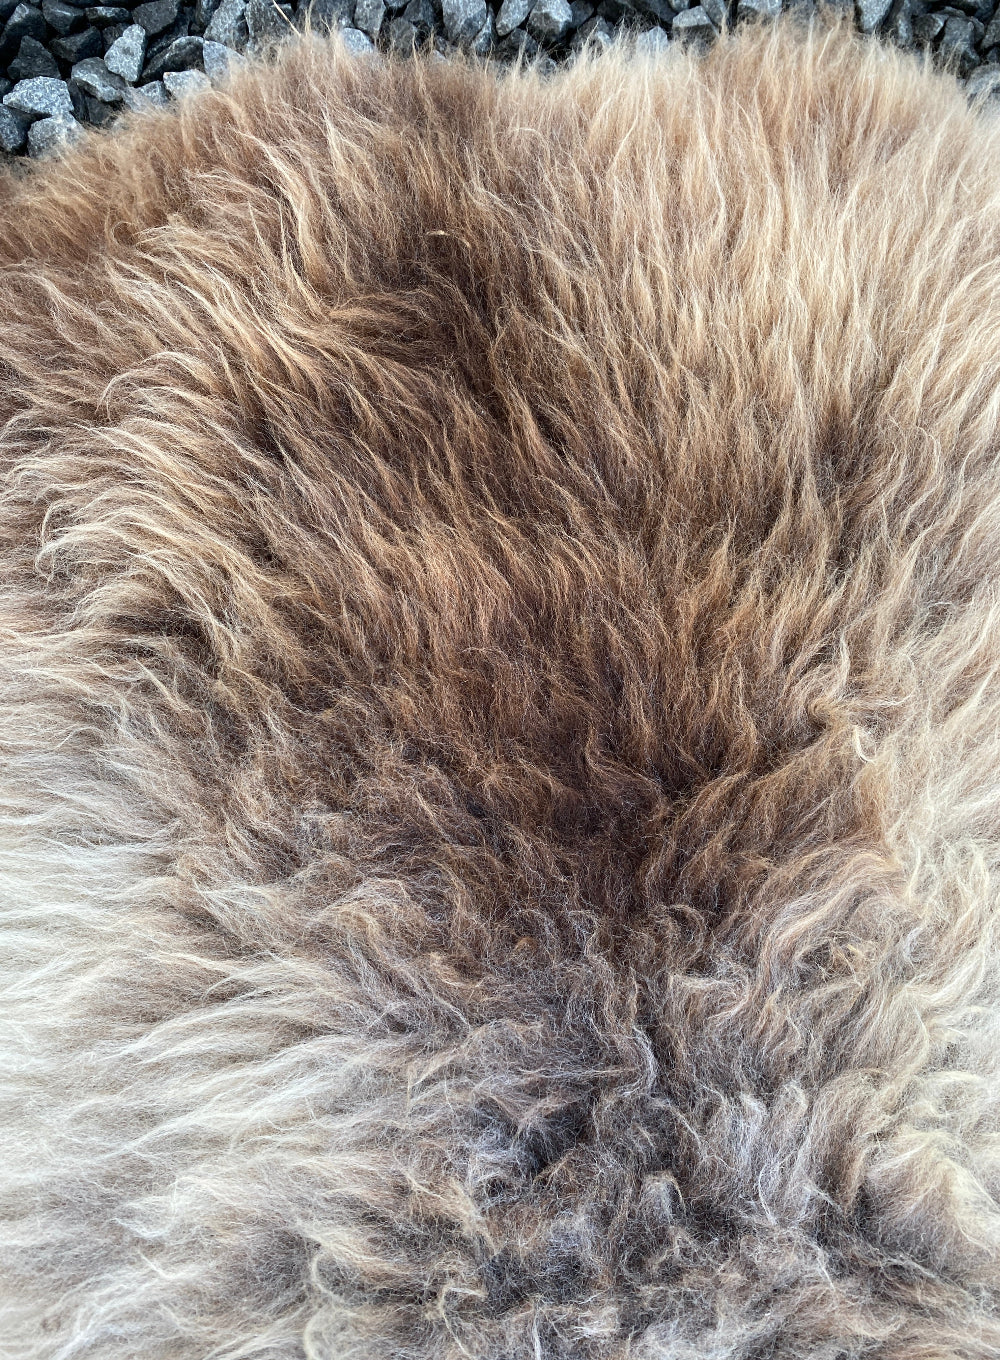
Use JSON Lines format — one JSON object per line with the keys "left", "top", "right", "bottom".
{"left": 0, "top": 11, "right": 999, "bottom": 1358}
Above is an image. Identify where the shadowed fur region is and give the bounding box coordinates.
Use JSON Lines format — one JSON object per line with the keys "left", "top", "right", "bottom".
{"left": 0, "top": 12, "right": 999, "bottom": 1357}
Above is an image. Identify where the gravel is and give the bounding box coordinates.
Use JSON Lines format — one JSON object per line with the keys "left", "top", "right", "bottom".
{"left": 352, "top": 0, "right": 383, "bottom": 34}
{"left": 671, "top": 3, "right": 716, "bottom": 35}
{"left": 25, "top": 105, "right": 81, "bottom": 148}
{"left": 0, "top": 0, "right": 999, "bottom": 159}
{"left": 41, "top": 1, "right": 85, "bottom": 34}
{"left": 103, "top": 21, "right": 144, "bottom": 75}
{"left": 246, "top": 0, "right": 292, "bottom": 48}
{"left": 201, "top": 33, "right": 240, "bottom": 70}
{"left": 119, "top": 69, "right": 165, "bottom": 97}
{"left": 495, "top": 0, "right": 529, "bottom": 32}
{"left": 2, "top": 3, "right": 48, "bottom": 41}
{"left": 161, "top": 57, "right": 206, "bottom": 83}
{"left": 142, "top": 31, "right": 202, "bottom": 74}
{"left": 856, "top": 0, "right": 891, "bottom": 28}
{"left": 133, "top": 0, "right": 179, "bottom": 32}
{"left": 940, "top": 10, "right": 979, "bottom": 70}
{"left": 3, "top": 71, "right": 73, "bottom": 111}
{"left": 203, "top": 0, "right": 245, "bottom": 39}
{"left": 633, "top": 19, "right": 668, "bottom": 46}
{"left": 442, "top": 0, "right": 487, "bottom": 40}
{"left": 0, "top": 100, "right": 28, "bottom": 144}
{"left": 526, "top": 0, "right": 572, "bottom": 41}
{"left": 337, "top": 21, "right": 371, "bottom": 45}
{"left": 10, "top": 35, "right": 60, "bottom": 74}
{"left": 71, "top": 50, "right": 127, "bottom": 89}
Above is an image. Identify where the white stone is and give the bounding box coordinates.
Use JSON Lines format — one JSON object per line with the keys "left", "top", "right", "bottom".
{"left": 104, "top": 24, "right": 147, "bottom": 82}
{"left": 3, "top": 76, "right": 73, "bottom": 117}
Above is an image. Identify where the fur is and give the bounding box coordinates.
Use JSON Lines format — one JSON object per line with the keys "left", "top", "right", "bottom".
{"left": 0, "top": 13, "right": 999, "bottom": 1357}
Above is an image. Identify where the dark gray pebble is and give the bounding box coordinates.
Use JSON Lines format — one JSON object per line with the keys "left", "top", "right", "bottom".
{"left": 84, "top": 91, "right": 115, "bottom": 120}
{"left": 297, "top": 0, "right": 352, "bottom": 29}
{"left": 885, "top": 0, "right": 911, "bottom": 44}
{"left": 912, "top": 8, "right": 943, "bottom": 36}
{"left": 50, "top": 25, "right": 104, "bottom": 59}
{"left": 387, "top": 12, "right": 417, "bottom": 46}
{"left": 570, "top": 13, "right": 615, "bottom": 47}
{"left": 120, "top": 73, "right": 167, "bottom": 102}
{"left": 193, "top": 0, "right": 220, "bottom": 26}
{"left": 141, "top": 30, "right": 202, "bottom": 73}
{"left": 0, "top": 101, "right": 28, "bottom": 148}
{"left": 70, "top": 53, "right": 127, "bottom": 96}
{"left": 526, "top": 0, "right": 572, "bottom": 40}
{"left": 981, "top": 7, "right": 1000, "bottom": 45}
{"left": 736, "top": 0, "right": 780, "bottom": 18}
{"left": 9, "top": 34, "right": 59, "bottom": 76}
{"left": 967, "top": 61, "right": 1000, "bottom": 92}
{"left": 671, "top": 3, "right": 715, "bottom": 36}
{"left": 471, "top": 5, "right": 492, "bottom": 48}
{"left": 353, "top": 0, "right": 385, "bottom": 35}
{"left": 634, "top": 22, "right": 670, "bottom": 48}
{"left": 41, "top": 0, "right": 85, "bottom": 31}
{"left": 402, "top": 0, "right": 435, "bottom": 33}
{"left": 132, "top": 0, "right": 180, "bottom": 33}
{"left": 634, "top": 0, "right": 673, "bottom": 19}
{"left": 86, "top": 4, "right": 131, "bottom": 20}
{"left": 1, "top": 3, "right": 46, "bottom": 46}
{"left": 940, "top": 12, "right": 978, "bottom": 68}
{"left": 246, "top": 0, "right": 292, "bottom": 48}
{"left": 493, "top": 24, "right": 537, "bottom": 54}
{"left": 201, "top": 34, "right": 242, "bottom": 73}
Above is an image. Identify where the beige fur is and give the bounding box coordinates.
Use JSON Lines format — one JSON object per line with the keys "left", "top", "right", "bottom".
{"left": 0, "top": 12, "right": 998, "bottom": 1357}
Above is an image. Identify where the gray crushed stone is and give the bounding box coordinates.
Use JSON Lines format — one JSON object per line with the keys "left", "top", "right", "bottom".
{"left": 26, "top": 107, "right": 82, "bottom": 151}
{"left": 204, "top": 0, "right": 247, "bottom": 43}
{"left": 119, "top": 71, "right": 166, "bottom": 101}
{"left": 162, "top": 59, "right": 208, "bottom": 86}
{"left": 526, "top": 0, "right": 571, "bottom": 41}
{"left": 3, "top": 72, "right": 73, "bottom": 113}
{"left": 70, "top": 52, "right": 126, "bottom": 94}
{"left": 201, "top": 34, "right": 241, "bottom": 72}
{"left": 0, "top": 101, "right": 28, "bottom": 147}
{"left": 494, "top": 0, "right": 529, "bottom": 32}
{"left": 103, "top": 22, "right": 146, "bottom": 77}
{"left": 442, "top": 0, "right": 486, "bottom": 42}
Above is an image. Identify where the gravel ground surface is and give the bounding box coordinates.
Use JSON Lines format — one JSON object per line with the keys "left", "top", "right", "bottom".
{"left": 0, "top": 0, "right": 998, "bottom": 157}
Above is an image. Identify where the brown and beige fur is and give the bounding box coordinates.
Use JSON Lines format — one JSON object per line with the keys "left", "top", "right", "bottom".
{"left": 0, "top": 11, "right": 998, "bottom": 1357}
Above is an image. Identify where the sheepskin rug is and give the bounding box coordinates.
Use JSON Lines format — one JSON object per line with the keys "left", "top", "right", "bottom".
{"left": 1, "top": 12, "right": 1000, "bottom": 1358}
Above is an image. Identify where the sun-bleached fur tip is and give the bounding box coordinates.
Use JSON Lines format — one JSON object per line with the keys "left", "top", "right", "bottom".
{"left": 2, "top": 10, "right": 1000, "bottom": 1357}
